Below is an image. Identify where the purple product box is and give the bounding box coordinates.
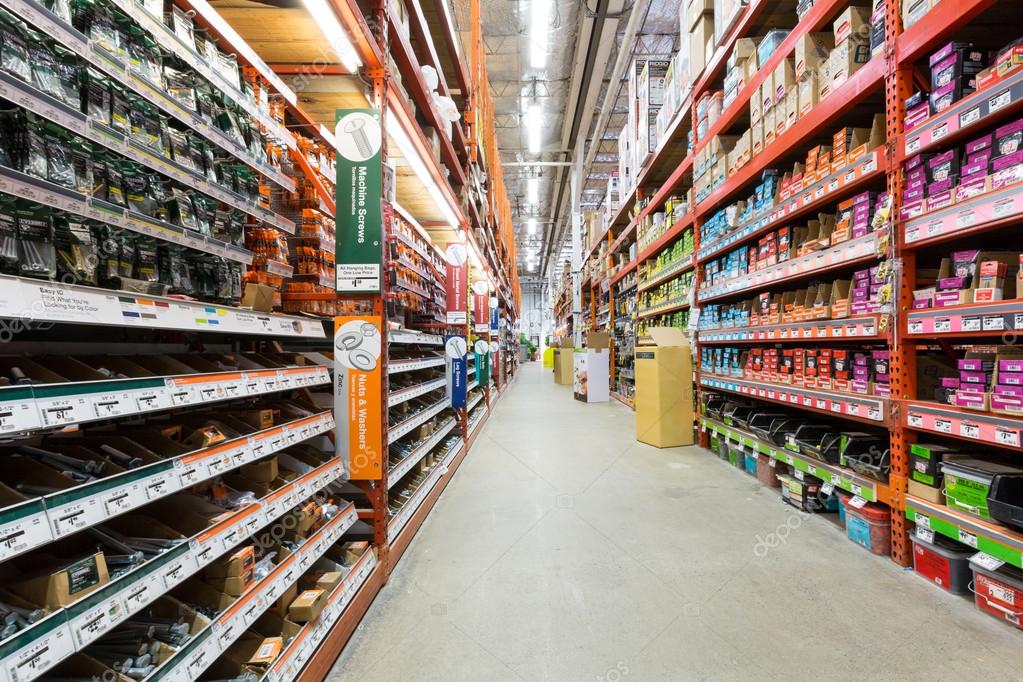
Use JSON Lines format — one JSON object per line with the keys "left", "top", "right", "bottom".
{"left": 869, "top": 266, "right": 882, "bottom": 278}
{"left": 996, "top": 384, "right": 1023, "bottom": 396}
{"left": 931, "top": 52, "right": 987, "bottom": 90}
{"left": 929, "top": 42, "right": 980, "bottom": 67}
{"left": 853, "top": 204, "right": 872, "bottom": 221}
{"left": 958, "top": 358, "right": 993, "bottom": 371}
{"left": 875, "top": 384, "right": 891, "bottom": 397}
{"left": 957, "top": 175, "right": 988, "bottom": 201}
{"left": 934, "top": 290, "right": 968, "bottom": 306}
{"left": 954, "top": 391, "right": 988, "bottom": 409}
{"left": 851, "top": 288, "right": 871, "bottom": 302}
{"left": 901, "top": 200, "right": 924, "bottom": 220}
{"left": 1000, "top": 358, "right": 1023, "bottom": 373}
{"left": 850, "top": 380, "right": 870, "bottom": 395}
{"left": 912, "top": 298, "right": 932, "bottom": 309}
{"left": 992, "top": 161, "right": 1023, "bottom": 190}
{"left": 941, "top": 377, "right": 961, "bottom": 388}
{"left": 966, "top": 149, "right": 992, "bottom": 168}
{"left": 995, "top": 118, "right": 1023, "bottom": 154}
{"left": 927, "top": 179, "right": 955, "bottom": 196}
{"left": 905, "top": 153, "right": 929, "bottom": 170}
{"left": 874, "top": 373, "right": 891, "bottom": 385}
{"left": 850, "top": 301, "right": 870, "bottom": 315}
{"left": 992, "top": 150, "right": 1023, "bottom": 171}
{"left": 904, "top": 187, "right": 925, "bottom": 202}
{"left": 959, "top": 370, "right": 991, "bottom": 384}
{"left": 852, "top": 225, "right": 871, "bottom": 239}
{"left": 963, "top": 155, "right": 990, "bottom": 178}
{"left": 927, "top": 190, "right": 954, "bottom": 211}
{"left": 906, "top": 166, "right": 927, "bottom": 181}
{"left": 991, "top": 394, "right": 1023, "bottom": 413}
{"left": 905, "top": 176, "right": 926, "bottom": 193}
{"left": 1000, "top": 372, "right": 1023, "bottom": 385}
{"left": 938, "top": 276, "right": 966, "bottom": 291}
{"left": 853, "top": 268, "right": 870, "bottom": 281}
{"left": 928, "top": 150, "right": 959, "bottom": 182}
{"left": 966, "top": 133, "right": 994, "bottom": 155}
{"left": 906, "top": 103, "right": 931, "bottom": 131}
{"left": 853, "top": 354, "right": 869, "bottom": 366}
{"left": 931, "top": 81, "right": 974, "bottom": 114}
{"left": 851, "top": 191, "right": 877, "bottom": 205}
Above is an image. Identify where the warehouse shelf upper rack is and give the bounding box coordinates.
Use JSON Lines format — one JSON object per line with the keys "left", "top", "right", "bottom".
{"left": 698, "top": 231, "right": 882, "bottom": 303}
{"left": 388, "top": 357, "right": 447, "bottom": 374}
{"left": 905, "top": 300, "right": 1023, "bottom": 338}
{"left": 698, "top": 314, "right": 882, "bottom": 344}
{"left": 0, "top": 410, "right": 334, "bottom": 563}
{"left": 902, "top": 182, "right": 1023, "bottom": 249}
{"left": 696, "top": 151, "right": 885, "bottom": 264}
{"left": 895, "top": 0, "right": 997, "bottom": 66}
{"left": 906, "top": 495, "right": 1023, "bottom": 568}
{"left": 1, "top": 0, "right": 301, "bottom": 194}
{"left": 0, "top": 365, "right": 329, "bottom": 438}
{"left": 0, "top": 165, "right": 254, "bottom": 265}
{"left": 695, "top": 56, "right": 886, "bottom": 217}
{"left": 702, "top": 417, "right": 889, "bottom": 504}
{"left": 0, "top": 274, "right": 326, "bottom": 337}
{"left": 903, "top": 400, "right": 1023, "bottom": 451}
{"left": 637, "top": 215, "right": 696, "bottom": 264}
{"left": 698, "top": 373, "right": 889, "bottom": 426}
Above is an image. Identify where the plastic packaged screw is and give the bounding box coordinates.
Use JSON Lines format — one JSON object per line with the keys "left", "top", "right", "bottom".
{"left": 0, "top": 194, "right": 17, "bottom": 275}
{"left": 16, "top": 203, "right": 56, "bottom": 279}
{"left": 133, "top": 236, "right": 158, "bottom": 281}
{"left": 44, "top": 126, "right": 76, "bottom": 189}
{"left": 56, "top": 218, "right": 98, "bottom": 285}
{"left": 82, "top": 68, "right": 111, "bottom": 126}
{"left": 0, "top": 11, "right": 32, "bottom": 83}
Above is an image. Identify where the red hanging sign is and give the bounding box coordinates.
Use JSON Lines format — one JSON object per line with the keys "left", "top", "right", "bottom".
{"left": 445, "top": 243, "right": 468, "bottom": 325}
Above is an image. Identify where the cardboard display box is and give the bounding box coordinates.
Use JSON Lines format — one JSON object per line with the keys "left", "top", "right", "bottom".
{"left": 635, "top": 328, "right": 695, "bottom": 448}
{"left": 554, "top": 345, "right": 574, "bottom": 385}
{"left": 573, "top": 333, "right": 610, "bottom": 403}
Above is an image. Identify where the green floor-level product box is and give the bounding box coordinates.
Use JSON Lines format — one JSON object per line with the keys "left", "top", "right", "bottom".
{"left": 941, "top": 459, "right": 1023, "bottom": 519}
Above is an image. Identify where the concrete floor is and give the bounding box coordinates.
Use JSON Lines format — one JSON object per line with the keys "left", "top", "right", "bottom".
{"left": 329, "top": 363, "right": 1023, "bottom": 681}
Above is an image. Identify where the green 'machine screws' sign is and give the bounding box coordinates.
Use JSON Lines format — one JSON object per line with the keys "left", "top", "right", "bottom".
{"left": 335, "top": 109, "right": 383, "bottom": 293}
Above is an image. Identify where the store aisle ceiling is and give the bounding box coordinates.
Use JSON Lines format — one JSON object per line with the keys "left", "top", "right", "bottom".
{"left": 453, "top": 0, "right": 682, "bottom": 284}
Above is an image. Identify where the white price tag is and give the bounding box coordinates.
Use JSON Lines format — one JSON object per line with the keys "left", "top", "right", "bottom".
{"left": 908, "top": 413, "right": 924, "bottom": 428}
{"left": 821, "top": 482, "right": 834, "bottom": 495}
{"left": 831, "top": 473, "right": 842, "bottom": 486}
{"left": 934, "top": 318, "right": 951, "bottom": 333}
{"left": 983, "top": 316, "right": 1005, "bottom": 331}
{"left": 962, "top": 316, "right": 981, "bottom": 332}
{"left": 908, "top": 320, "right": 924, "bottom": 334}
{"left": 959, "top": 106, "right": 980, "bottom": 127}
{"left": 794, "top": 469, "right": 805, "bottom": 481}
{"left": 848, "top": 495, "right": 868, "bottom": 509}
{"left": 958, "top": 528, "right": 979, "bottom": 548}
{"left": 768, "top": 458, "right": 777, "bottom": 468}
{"left": 932, "top": 122, "right": 949, "bottom": 141}
{"left": 996, "top": 428, "right": 1021, "bottom": 448}
{"left": 915, "top": 526, "right": 935, "bottom": 543}
{"left": 960, "top": 422, "right": 980, "bottom": 439}
{"left": 916, "top": 514, "right": 931, "bottom": 529}
{"left": 934, "top": 418, "right": 952, "bottom": 433}
{"left": 972, "top": 552, "right": 1005, "bottom": 572}
{"left": 990, "top": 89, "right": 1011, "bottom": 112}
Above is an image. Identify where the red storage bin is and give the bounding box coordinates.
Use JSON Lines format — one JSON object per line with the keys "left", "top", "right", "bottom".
{"left": 970, "top": 558, "right": 1023, "bottom": 628}
{"left": 910, "top": 533, "right": 973, "bottom": 594}
{"left": 756, "top": 453, "right": 781, "bottom": 487}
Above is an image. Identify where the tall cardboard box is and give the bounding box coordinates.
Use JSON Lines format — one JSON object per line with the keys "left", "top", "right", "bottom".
{"left": 574, "top": 333, "right": 610, "bottom": 403}
{"left": 635, "top": 328, "right": 695, "bottom": 448}
{"left": 554, "top": 343, "right": 574, "bottom": 385}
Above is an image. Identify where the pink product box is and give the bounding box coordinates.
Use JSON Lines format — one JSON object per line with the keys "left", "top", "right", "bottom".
{"left": 958, "top": 382, "right": 986, "bottom": 394}
{"left": 959, "top": 370, "right": 991, "bottom": 384}
{"left": 869, "top": 266, "right": 882, "bottom": 279}
{"left": 966, "top": 133, "right": 993, "bottom": 155}
{"left": 934, "top": 290, "right": 967, "bottom": 306}
{"left": 851, "top": 288, "right": 871, "bottom": 302}
{"left": 958, "top": 358, "right": 993, "bottom": 371}
{"left": 991, "top": 394, "right": 1023, "bottom": 413}
{"left": 874, "top": 374, "right": 891, "bottom": 385}
{"left": 853, "top": 203, "right": 873, "bottom": 220}
{"left": 905, "top": 153, "right": 929, "bottom": 170}
{"left": 954, "top": 391, "right": 988, "bottom": 409}
{"left": 912, "top": 298, "right": 932, "bottom": 309}
{"left": 906, "top": 176, "right": 926, "bottom": 193}
{"left": 966, "top": 149, "right": 992, "bottom": 168}
{"left": 929, "top": 41, "right": 972, "bottom": 66}
{"left": 963, "top": 156, "right": 990, "bottom": 178}
{"left": 853, "top": 366, "right": 871, "bottom": 379}
{"left": 992, "top": 163, "right": 1023, "bottom": 190}
{"left": 941, "top": 377, "right": 961, "bottom": 388}
{"left": 905, "top": 103, "right": 931, "bottom": 131}
{"left": 904, "top": 188, "right": 925, "bottom": 203}
{"left": 999, "top": 372, "right": 1023, "bottom": 385}
{"left": 938, "top": 276, "right": 966, "bottom": 290}
{"left": 852, "top": 225, "right": 871, "bottom": 239}
{"left": 957, "top": 175, "right": 988, "bottom": 201}
{"left": 901, "top": 200, "right": 924, "bottom": 220}
{"left": 850, "top": 301, "right": 872, "bottom": 314}
{"left": 995, "top": 384, "right": 1023, "bottom": 396}
{"left": 995, "top": 118, "right": 1023, "bottom": 153}
{"left": 850, "top": 380, "right": 871, "bottom": 394}
{"left": 993, "top": 150, "right": 1023, "bottom": 171}
{"left": 928, "top": 179, "right": 955, "bottom": 195}
{"left": 875, "top": 383, "right": 891, "bottom": 397}
{"left": 927, "top": 190, "right": 954, "bottom": 211}
{"left": 853, "top": 355, "right": 869, "bottom": 366}
{"left": 1000, "top": 359, "right": 1023, "bottom": 373}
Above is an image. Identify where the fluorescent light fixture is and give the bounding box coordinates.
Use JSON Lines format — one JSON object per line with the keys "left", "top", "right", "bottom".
{"left": 530, "top": 0, "right": 551, "bottom": 69}
{"left": 386, "top": 106, "right": 460, "bottom": 227}
{"left": 301, "top": 0, "right": 363, "bottom": 74}
{"left": 318, "top": 124, "right": 337, "bottom": 150}
{"left": 187, "top": 0, "right": 298, "bottom": 104}
{"left": 526, "top": 104, "right": 542, "bottom": 153}
{"left": 527, "top": 177, "right": 539, "bottom": 204}
{"left": 527, "top": 218, "right": 537, "bottom": 235}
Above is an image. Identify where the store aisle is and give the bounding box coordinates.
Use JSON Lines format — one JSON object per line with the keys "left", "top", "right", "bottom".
{"left": 329, "top": 363, "right": 1023, "bottom": 681}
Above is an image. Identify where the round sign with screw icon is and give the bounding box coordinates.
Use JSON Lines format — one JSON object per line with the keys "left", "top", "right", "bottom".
{"left": 334, "top": 112, "right": 382, "bottom": 162}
